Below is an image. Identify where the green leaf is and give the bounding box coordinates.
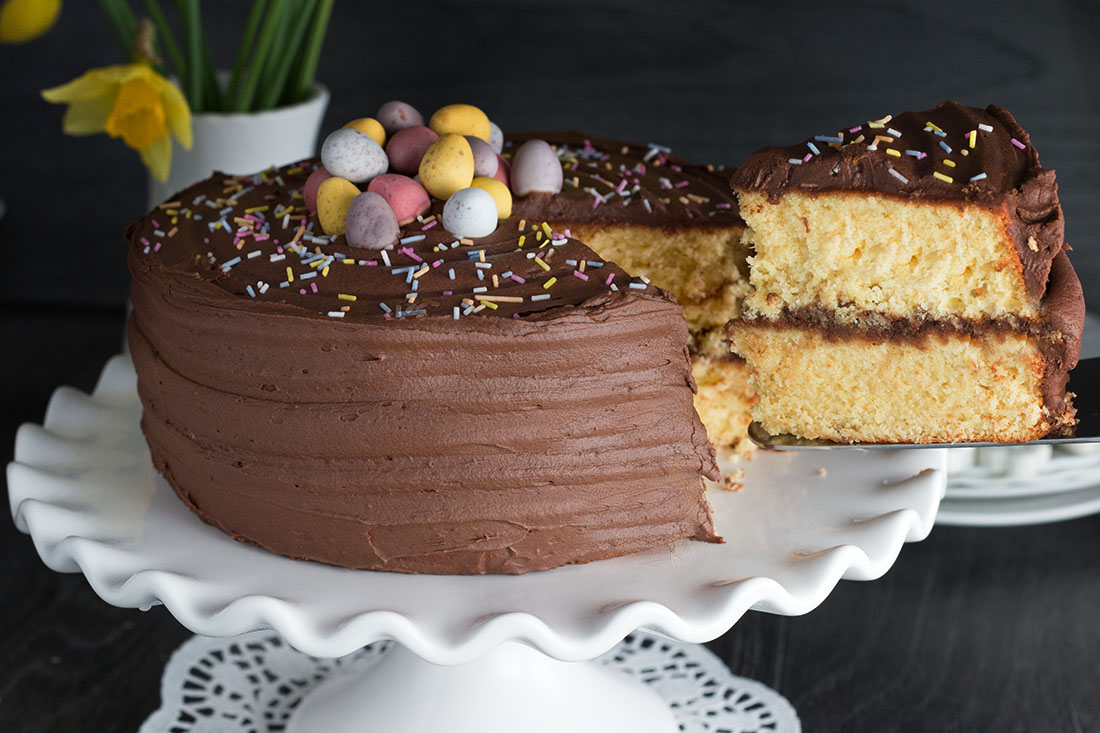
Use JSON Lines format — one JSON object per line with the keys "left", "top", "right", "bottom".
{"left": 286, "top": 0, "right": 333, "bottom": 105}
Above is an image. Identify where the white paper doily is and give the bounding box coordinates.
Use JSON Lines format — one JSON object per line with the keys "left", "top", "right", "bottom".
{"left": 140, "top": 631, "right": 800, "bottom": 733}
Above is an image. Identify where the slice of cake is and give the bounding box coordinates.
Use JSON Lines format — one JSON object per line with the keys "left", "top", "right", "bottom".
{"left": 506, "top": 133, "right": 756, "bottom": 453}
{"left": 728, "top": 102, "right": 1085, "bottom": 443}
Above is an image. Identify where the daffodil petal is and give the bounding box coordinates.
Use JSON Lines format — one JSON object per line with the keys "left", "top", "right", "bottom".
{"left": 60, "top": 92, "right": 116, "bottom": 135}
{"left": 41, "top": 65, "right": 134, "bottom": 103}
{"left": 139, "top": 134, "right": 172, "bottom": 182}
{"left": 160, "top": 78, "right": 192, "bottom": 150}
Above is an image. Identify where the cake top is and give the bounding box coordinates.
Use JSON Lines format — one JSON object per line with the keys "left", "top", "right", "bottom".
{"left": 730, "top": 101, "right": 1053, "bottom": 206}
{"left": 505, "top": 131, "right": 741, "bottom": 228}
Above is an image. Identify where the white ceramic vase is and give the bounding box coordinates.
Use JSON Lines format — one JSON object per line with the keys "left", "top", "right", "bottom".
{"left": 146, "top": 83, "right": 330, "bottom": 208}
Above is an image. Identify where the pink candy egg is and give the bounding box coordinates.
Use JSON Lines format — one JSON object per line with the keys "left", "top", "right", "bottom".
{"left": 345, "top": 191, "right": 400, "bottom": 250}
{"left": 377, "top": 100, "right": 425, "bottom": 136}
{"left": 302, "top": 166, "right": 332, "bottom": 213}
{"left": 510, "top": 139, "right": 563, "bottom": 196}
{"left": 386, "top": 126, "right": 439, "bottom": 175}
{"left": 367, "top": 174, "right": 431, "bottom": 226}
{"left": 465, "top": 136, "right": 499, "bottom": 178}
{"left": 493, "top": 155, "right": 510, "bottom": 187}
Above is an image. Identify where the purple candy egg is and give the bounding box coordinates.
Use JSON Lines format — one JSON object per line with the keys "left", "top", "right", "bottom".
{"left": 386, "top": 126, "right": 439, "bottom": 176}
{"left": 376, "top": 100, "right": 425, "bottom": 136}
{"left": 345, "top": 191, "right": 400, "bottom": 250}
{"left": 465, "top": 135, "right": 499, "bottom": 178}
{"left": 510, "top": 139, "right": 563, "bottom": 196}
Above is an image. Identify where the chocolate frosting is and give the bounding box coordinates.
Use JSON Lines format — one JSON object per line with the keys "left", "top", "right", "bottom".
{"left": 730, "top": 102, "right": 1065, "bottom": 302}
{"left": 127, "top": 146, "right": 723, "bottom": 575}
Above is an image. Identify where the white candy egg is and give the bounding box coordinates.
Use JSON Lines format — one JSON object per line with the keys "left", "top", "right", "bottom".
{"left": 442, "top": 187, "right": 498, "bottom": 238}
{"left": 510, "top": 138, "right": 563, "bottom": 196}
{"left": 488, "top": 121, "right": 504, "bottom": 154}
{"left": 321, "top": 128, "right": 389, "bottom": 184}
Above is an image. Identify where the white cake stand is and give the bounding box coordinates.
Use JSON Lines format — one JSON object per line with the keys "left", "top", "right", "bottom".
{"left": 8, "top": 355, "right": 945, "bottom": 732}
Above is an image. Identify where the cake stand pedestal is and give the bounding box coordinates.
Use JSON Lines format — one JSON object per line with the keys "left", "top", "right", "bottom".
{"left": 9, "top": 355, "right": 946, "bottom": 732}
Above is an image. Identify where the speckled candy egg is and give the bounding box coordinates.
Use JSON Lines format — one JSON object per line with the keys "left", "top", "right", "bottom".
{"left": 429, "top": 104, "right": 491, "bottom": 142}
{"left": 343, "top": 117, "right": 386, "bottom": 147}
{"left": 376, "top": 100, "right": 425, "bottom": 136}
{"left": 345, "top": 191, "right": 400, "bottom": 250}
{"left": 471, "top": 176, "right": 512, "bottom": 219}
{"left": 419, "top": 134, "right": 474, "bottom": 200}
{"left": 385, "top": 126, "right": 439, "bottom": 175}
{"left": 320, "top": 128, "right": 389, "bottom": 184}
{"left": 302, "top": 165, "right": 332, "bottom": 213}
{"left": 487, "top": 121, "right": 504, "bottom": 154}
{"left": 510, "top": 139, "right": 563, "bottom": 196}
{"left": 465, "top": 135, "right": 498, "bottom": 178}
{"left": 367, "top": 174, "right": 431, "bottom": 225}
{"left": 442, "top": 187, "right": 498, "bottom": 238}
{"left": 316, "top": 177, "right": 361, "bottom": 236}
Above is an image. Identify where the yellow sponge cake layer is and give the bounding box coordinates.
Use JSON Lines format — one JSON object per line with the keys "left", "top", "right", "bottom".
{"left": 691, "top": 356, "right": 756, "bottom": 456}
{"left": 738, "top": 190, "right": 1039, "bottom": 322}
{"left": 729, "top": 322, "right": 1067, "bottom": 443}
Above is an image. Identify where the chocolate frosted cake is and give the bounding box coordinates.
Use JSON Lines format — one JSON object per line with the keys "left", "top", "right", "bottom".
{"left": 127, "top": 105, "right": 732, "bottom": 575}
{"left": 728, "top": 102, "right": 1085, "bottom": 443}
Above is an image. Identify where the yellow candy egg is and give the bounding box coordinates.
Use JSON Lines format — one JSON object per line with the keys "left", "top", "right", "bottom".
{"left": 471, "top": 176, "right": 512, "bottom": 219}
{"left": 343, "top": 117, "right": 386, "bottom": 147}
{"left": 418, "top": 134, "right": 475, "bottom": 200}
{"left": 429, "top": 104, "right": 491, "bottom": 142}
{"left": 316, "top": 177, "right": 361, "bottom": 235}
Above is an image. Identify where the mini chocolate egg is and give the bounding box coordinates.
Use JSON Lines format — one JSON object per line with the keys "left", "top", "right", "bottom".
{"left": 493, "top": 155, "right": 510, "bottom": 187}
{"left": 429, "top": 104, "right": 491, "bottom": 142}
{"left": 302, "top": 165, "right": 332, "bottom": 213}
{"left": 345, "top": 191, "right": 400, "bottom": 250}
{"left": 471, "top": 176, "right": 512, "bottom": 219}
{"left": 418, "top": 134, "right": 475, "bottom": 200}
{"left": 488, "top": 121, "right": 504, "bottom": 154}
{"left": 321, "top": 128, "right": 389, "bottom": 184}
{"left": 367, "top": 174, "right": 431, "bottom": 225}
{"left": 316, "top": 177, "right": 361, "bottom": 236}
{"left": 385, "top": 126, "right": 439, "bottom": 175}
{"left": 343, "top": 117, "right": 386, "bottom": 147}
{"left": 442, "top": 187, "right": 498, "bottom": 238}
{"left": 376, "top": 100, "right": 424, "bottom": 136}
{"left": 510, "top": 139, "right": 563, "bottom": 196}
{"left": 465, "top": 135, "right": 499, "bottom": 177}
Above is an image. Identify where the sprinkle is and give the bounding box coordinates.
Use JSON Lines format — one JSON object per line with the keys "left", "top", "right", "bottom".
{"left": 380, "top": 250, "right": 391, "bottom": 266}
{"left": 247, "top": 250, "right": 262, "bottom": 259}
{"left": 379, "top": 302, "right": 392, "bottom": 313}
{"left": 421, "top": 220, "right": 438, "bottom": 231}
{"left": 943, "top": 159, "right": 956, "bottom": 168}
{"left": 541, "top": 222, "right": 553, "bottom": 238}
{"left": 848, "top": 125, "right": 862, "bottom": 133}
{"left": 479, "top": 299, "right": 499, "bottom": 310}
{"left": 246, "top": 285, "right": 256, "bottom": 297}
{"left": 220, "top": 256, "right": 241, "bottom": 271}
{"left": 573, "top": 270, "right": 589, "bottom": 281}
{"left": 453, "top": 306, "right": 460, "bottom": 320}
{"left": 970, "top": 172, "right": 988, "bottom": 182}
{"left": 286, "top": 267, "right": 294, "bottom": 282}
{"left": 1011, "top": 137, "right": 1026, "bottom": 150}
{"left": 605, "top": 273, "right": 616, "bottom": 286}
{"left": 510, "top": 274, "right": 526, "bottom": 284}
{"left": 448, "top": 268, "right": 456, "bottom": 280}
{"left": 925, "top": 120, "right": 943, "bottom": 132}
{"left": 888, "top": 168, "right": 909, "bottom": 183}
{"left": 887, "top": 127, "right": 902, "bottom": 138}
{"left": 978, "top": 123, "right": 993, "bottom": 132}
{"left": 338, "top": 293, "right": 357, "bottom": 301}
{"left": 518, "top": 235, "right": 526, "bottom": 248}
{"left": 531, "top": 293, "right": 551, "bottom": 301}
{"left": 787, "top": 158, "right": 803, "bottom": 165}
{"left": 543, "top": 277, "right": 558, "bottom": 289}
{"left": 807, "top": 142, "right": 821, "bottom": 155}
{"left": 905, "top": 150, "right": 924, "bottom": 158}
{"left": 534, "top": 256, "right": 551, "bottom": 271}
{"left": 300, "top": 271, "right": 317, "bottom": 280}
{"left": 474, "top": 261, "right": 492, "bottom": 269}
{"left": 814, "top": 135, "right": 843, "bottom": 143}
{"left": 933, "top": 171, "right": 954, "bottom": 183}
{"left": 311, "top": 282, "right": 319, "bottom": 292}
{"left": 886, "top": 148, "right": 901, "bottom": 157}
{"left": 476, "top": 295, "right": 524, "bottom": 303}
{"left": 628, "top": 282, "right": 646, "bottom": 290}
{"left": 472, "top": 286, "right": 488, "bottom": 293}
{"left": 939, "top": 141, "right": 952, "bottom": 154}
{"left": 399, "top": 235, "right": 426, "bottom": 245}
{"left": 968, "top": 130, "right": 977, "bottom": 148}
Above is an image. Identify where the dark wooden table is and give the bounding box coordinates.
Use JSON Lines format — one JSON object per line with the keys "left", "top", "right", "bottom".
{"left": 2, "top": 1, "right": 1098, "bottom": 730}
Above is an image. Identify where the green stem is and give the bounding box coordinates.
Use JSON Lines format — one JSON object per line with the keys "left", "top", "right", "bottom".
{"left": 176, "top": 0, "right": 203, "bottom": 111}
{"left": 234, "top": 0, "right": 291, "bottom": 112}
{"left": 256, "top": 0, "right": 318, "bottom": 110}
{"left": 98, "top": 0, "right": 137, "bottom": 61}
{"left": 200, "top": 36, "right": 223, "bottom": 110}
{"left": 141, "top": 0, "right": 185, "bottom": 81}
{"left": 286, "top": 0, "right": 333, "bottom": 104}
{"left": 226, "top": 0, "right": 268, "bottom": 104}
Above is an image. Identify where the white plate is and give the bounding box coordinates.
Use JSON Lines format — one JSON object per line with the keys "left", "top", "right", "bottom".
{"left": 8, "top": 355, "right": 945, "bottom": 664}
{"left": 936, "top": 485, "right": 1100, "bottom": 526}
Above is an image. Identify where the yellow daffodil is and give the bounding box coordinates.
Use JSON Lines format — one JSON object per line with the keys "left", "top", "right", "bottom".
{"left": 41, "top": 62, "right": 192, "bottom": 181}
{"left": 0, "top": 0, "right": 61, "bottom": 43}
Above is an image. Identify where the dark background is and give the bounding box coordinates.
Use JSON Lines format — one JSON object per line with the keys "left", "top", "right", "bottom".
{"left": 2, "top": 1, "right": 1099, "bottom": 730}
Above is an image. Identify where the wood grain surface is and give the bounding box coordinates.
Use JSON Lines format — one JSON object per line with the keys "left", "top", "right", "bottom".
{"left": 2, "top": 1, "right": 1098, "bottom": 730}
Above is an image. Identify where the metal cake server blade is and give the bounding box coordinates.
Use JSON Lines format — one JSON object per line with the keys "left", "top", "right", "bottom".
{"left": 748, "top": 356, "right": 1100, "bottom": 450}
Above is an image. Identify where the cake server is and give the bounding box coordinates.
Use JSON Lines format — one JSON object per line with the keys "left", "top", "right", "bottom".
{"left": 748, "top": 356, "right": 1100, "bottom": 450}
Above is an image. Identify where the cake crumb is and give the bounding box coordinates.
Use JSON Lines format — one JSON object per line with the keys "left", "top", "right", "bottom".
{"left": 720, "top": 467, "right": 746, "bottom": 492}
{"left": 1027, "top": 236, "right": 1039, "bottom": 252}
{"left": 817, "top": 467, "right": 827, "bottom": 477}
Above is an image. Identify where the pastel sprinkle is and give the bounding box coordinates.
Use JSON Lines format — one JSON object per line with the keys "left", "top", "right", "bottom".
{"left": 968, "top": 130, "right": 977, "bottom": 148}
{"left": 978, "top": 123, "right": 993, "bottom": 132}
{"left": 1011, "top": 138, "right": 1026, "bottom": 150}
{"left": 573, "top": 270, "right": 589, "bottom": 281}
{"left": 886, "top": 148, "right": 901, "bottom": 157}
{"left": 888, "top": 168, "right": 909, "bottom": 183}
{"left": 543, "top": 277, "right": 558, "bottom": 289}
{"left": 970, "top": 172, "right": 988, "bottom": 182}
{"left": 933, "top": 171, "right": 954, "bottom": 183}
{"left": 939, "top": 141, "right": 952, "bottom": 154}
{"left": 338, "top": 293, "right": 357, "bottom": 301}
